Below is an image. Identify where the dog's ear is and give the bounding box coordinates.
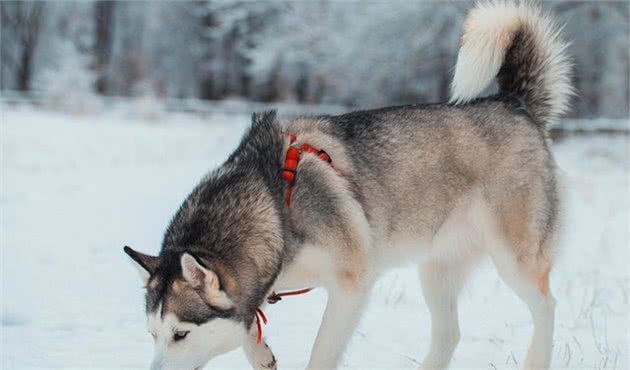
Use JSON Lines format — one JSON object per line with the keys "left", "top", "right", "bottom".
{"left": 124, "top": 246, "right": 159, "bottom": 285}
{"left": 180, "top": 253, "right": 233, "bottom": 309}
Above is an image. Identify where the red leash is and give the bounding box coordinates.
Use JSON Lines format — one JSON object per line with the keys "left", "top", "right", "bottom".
{"left": 267, "top": 288, "right": 313, "bottom": 304}
{"left": 254, "top": 308, "right": 268, "bottom": 344}
{"left": 255, "top": 288, "right": 313, "bottom": 344}
{"left": 255, "top": 134, "right": 327, "bottom": 344}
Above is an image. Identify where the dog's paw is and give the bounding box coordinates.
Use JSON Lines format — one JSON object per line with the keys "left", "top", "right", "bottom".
{"left": 257, "top": 342, "right": 277, "bottom": 370}
{"left": 244, "top": 336, "right": 278, "bottom": 370}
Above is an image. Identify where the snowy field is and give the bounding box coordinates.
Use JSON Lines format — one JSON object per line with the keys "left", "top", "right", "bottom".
{"left": 1, "top": 106, "right": 628, "bottom": 370}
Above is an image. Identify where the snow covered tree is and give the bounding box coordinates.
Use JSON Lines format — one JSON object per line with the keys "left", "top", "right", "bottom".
{"left": 1, "top": 0, "right": 627, "bottom": 118}
{"left": 554, "top": 1, "right": 629, "bottom": 118}
{"left": 1, "top": 1, "right": 46, "bottom": 91}
{"left": 190, "top": 1, "right": 281, "bottom": 100}
{"left": 32, "top": 2, "right": 99, "bottom": 111}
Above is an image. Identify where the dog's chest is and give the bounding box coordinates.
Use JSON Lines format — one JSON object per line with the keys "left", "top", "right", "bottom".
{"left": 273, "top": 245, "right": 338, "bottom": 291}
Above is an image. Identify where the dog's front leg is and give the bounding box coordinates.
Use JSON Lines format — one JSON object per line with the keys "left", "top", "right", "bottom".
{"left": 243, "top": 327, "right": 278, "bottom": 370}
{"left": 306, "top": 284, "right": 370, "bottom": 370}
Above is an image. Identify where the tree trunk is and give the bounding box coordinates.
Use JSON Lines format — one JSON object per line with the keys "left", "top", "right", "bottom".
{"left": 94, "top": 1, "right": 115, "bottom": 94}
{"left": 15, "top": 2, "right": 44, "bottom": 92}
{"left": 17, "top": 47, "right": 32, "bottom": 91}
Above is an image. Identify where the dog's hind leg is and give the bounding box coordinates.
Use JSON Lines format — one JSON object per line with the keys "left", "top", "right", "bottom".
{"left": 488, "top": 179, "right": 559, "bottom": 369}
{"left": 491, "top": 249, "right": 555, "bottom": 370}
{"left": 418, "top": 257, "right": 477, "bottom": 370}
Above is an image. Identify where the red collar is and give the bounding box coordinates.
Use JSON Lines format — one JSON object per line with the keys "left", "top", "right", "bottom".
{"left": 281, "top": 134, "right": 333, "bottom": 207}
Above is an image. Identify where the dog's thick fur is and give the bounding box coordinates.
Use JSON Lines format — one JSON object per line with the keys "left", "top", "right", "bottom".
{"left": 125, "top": 2, "right": 573, "bottom": 370}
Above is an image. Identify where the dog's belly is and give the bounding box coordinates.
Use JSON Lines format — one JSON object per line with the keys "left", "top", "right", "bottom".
{"left": 371, "top": 187, "right": 490, "bottom": 269}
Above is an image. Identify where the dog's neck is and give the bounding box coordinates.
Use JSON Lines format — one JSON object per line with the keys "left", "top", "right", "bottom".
{"left": 161, "top": 112, "right": 335, "bottom": 327}
{"left": 172, "top": 113, "right": 294, "bottom": 326}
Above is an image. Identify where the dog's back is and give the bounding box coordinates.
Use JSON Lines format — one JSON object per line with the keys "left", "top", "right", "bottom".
{"left": 288, "top": 97, "right": 559, "bottom": 263}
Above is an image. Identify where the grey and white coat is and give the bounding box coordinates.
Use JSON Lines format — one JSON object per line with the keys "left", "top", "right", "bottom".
{"left": 125, "top": 2, "right": 573, "bottom": 370}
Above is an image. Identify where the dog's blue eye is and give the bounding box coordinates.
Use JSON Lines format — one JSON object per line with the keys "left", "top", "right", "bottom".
{"left": 173, "top": 331, "right": 189, "bottom": 342}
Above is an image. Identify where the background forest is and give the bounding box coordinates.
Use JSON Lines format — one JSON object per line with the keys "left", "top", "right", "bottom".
{"left": 2, "top": 1, "right": 629, "bottom": 119}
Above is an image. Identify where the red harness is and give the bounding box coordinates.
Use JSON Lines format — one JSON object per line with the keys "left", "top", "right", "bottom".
{"left": 255, "top": 134, "right": 331, "bottom": 343}
{"left": 282, "top": 134, "right": 332, "bottom": 207}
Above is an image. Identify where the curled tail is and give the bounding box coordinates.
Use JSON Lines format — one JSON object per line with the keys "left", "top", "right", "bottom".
{"left": 450, "top": 1, "right": 574, "bottom": 127}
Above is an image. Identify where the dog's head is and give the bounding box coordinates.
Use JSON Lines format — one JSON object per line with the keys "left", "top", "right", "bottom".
{"left": 124, "top": 112, "right": 286, "bottom": 369}
{"left": 124, "top": 247, "right": 246, "bottom": 370}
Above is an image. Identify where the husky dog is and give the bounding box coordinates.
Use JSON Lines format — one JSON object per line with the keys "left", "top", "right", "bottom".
{"left": 125, "top": 2, "right": 573, "bottom": 370}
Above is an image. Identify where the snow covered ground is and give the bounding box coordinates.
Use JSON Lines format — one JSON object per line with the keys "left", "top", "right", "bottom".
{"left": 1, "top": 106, "right": 628, "bottom": 370}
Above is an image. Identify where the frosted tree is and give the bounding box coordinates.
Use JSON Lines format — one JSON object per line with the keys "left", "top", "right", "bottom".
{"left": 105, "top": 2, "right": 149, "bottom": 96}
{"left": 555, "top": 1, "right": 629, "bottom": 118}
{"left": 34, "top": 2, "right": 99, "bottom": 112}
{"left": 249, "top": 1, "right": 467, "bottom": 106}
{"left": 37, "top": 40, "right": 100, "bottom": 112}
{"left": 189, "top": 0, "right": 281, "bottom": 100}
{"left": 1, "top": 1, "right": 46, "bottom": 91}
{"left": 1, "top": 0, "right": 627, "bottom": 119}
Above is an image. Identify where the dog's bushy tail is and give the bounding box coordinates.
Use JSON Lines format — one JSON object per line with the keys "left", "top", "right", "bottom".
{"left": 450, "top": 1, "right": 573, "bottom": 127}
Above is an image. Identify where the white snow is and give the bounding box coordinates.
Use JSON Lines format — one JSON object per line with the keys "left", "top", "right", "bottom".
{"left": 1, "top": 105, "right": 628, "bottom": 370}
